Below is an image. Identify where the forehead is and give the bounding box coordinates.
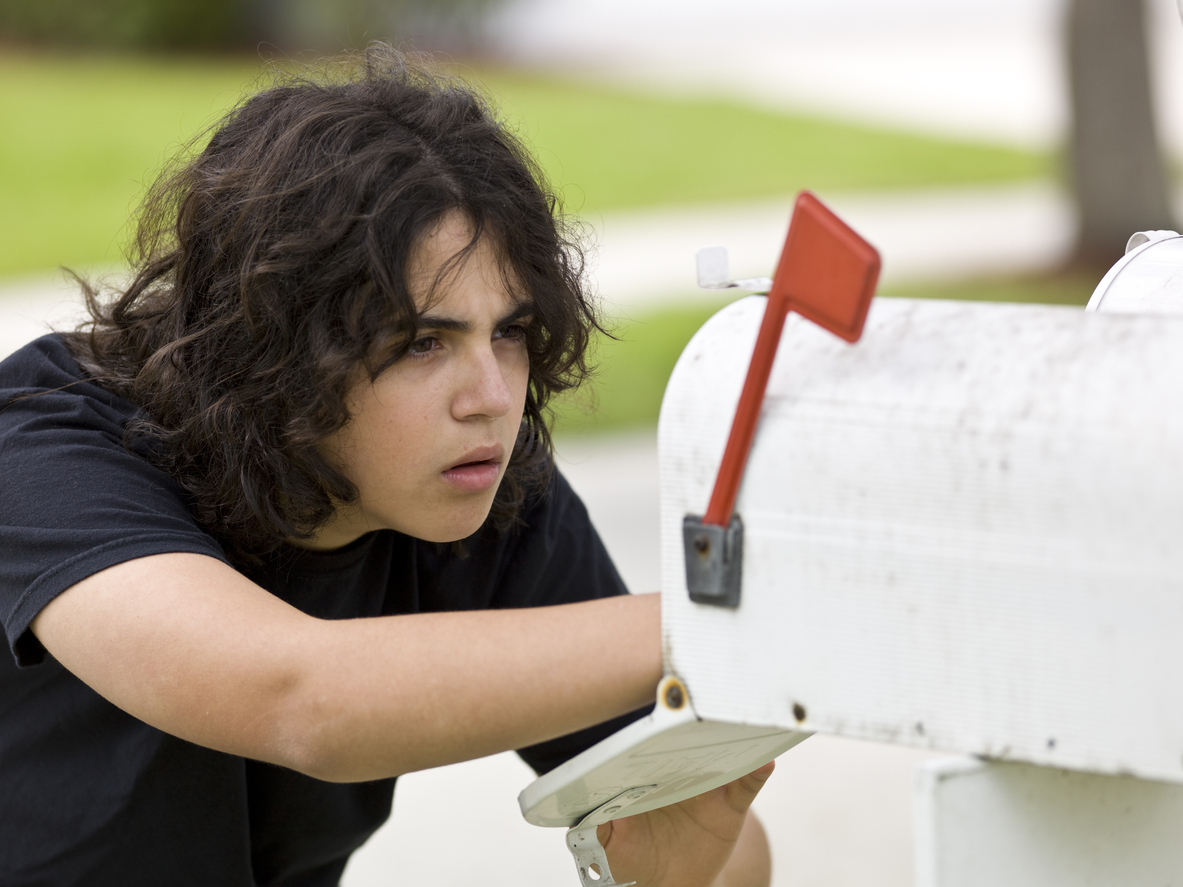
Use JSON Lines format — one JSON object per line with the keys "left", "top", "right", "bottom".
{"left": 407, "top": 212, "right": 524, "bottom": 312}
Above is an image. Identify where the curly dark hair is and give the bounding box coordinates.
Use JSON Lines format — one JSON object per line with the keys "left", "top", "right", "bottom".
{"left": 61, "top": 45, "right": 601, "bottom": 564}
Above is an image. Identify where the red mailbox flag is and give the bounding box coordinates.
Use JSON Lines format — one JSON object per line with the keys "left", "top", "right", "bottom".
{"left": 702, "top": 191, "right": 881, "bottom": 527}
{"left": 773, "top": 191, "right": 881, "bottom": 343}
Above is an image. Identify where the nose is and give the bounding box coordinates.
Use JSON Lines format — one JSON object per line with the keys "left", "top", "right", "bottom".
{"left": 452, "top": 343, "right": 517, "bottom": 421}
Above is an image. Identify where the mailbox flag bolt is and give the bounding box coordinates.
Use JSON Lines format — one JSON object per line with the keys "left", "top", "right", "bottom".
{"left": 693, "top": 534, "right": 710, "bottom": 555}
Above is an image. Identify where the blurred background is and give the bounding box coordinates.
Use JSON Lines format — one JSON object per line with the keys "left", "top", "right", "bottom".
{"left": 1, "top": 1, "right": 1180, "bottom": 885}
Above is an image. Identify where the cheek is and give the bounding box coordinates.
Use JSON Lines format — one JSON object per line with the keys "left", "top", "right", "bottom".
{"left": 345, "top": 423, "right": 429, "bottom": 507}
{"left": 341, "top": 387, "right": 424, "bottom": 479}
{"left": 508, "top": 350, "right": 531, "bottom": 403}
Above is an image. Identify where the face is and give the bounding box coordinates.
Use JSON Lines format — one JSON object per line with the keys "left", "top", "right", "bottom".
{"left": 309, "top": 213, "right": 532, "bottom": 548}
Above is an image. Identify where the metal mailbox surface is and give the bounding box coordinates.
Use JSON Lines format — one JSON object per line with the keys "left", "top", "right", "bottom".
{"left": 658, "top": 296, "right": 1183, "bottom": 784}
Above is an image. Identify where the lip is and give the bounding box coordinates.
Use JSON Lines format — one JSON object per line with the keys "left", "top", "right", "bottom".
{"left": 440, "top": 444, "right": 506, "bottom": 494}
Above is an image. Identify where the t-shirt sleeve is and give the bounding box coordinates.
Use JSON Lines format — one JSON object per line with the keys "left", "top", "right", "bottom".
{"left": 415, "top": 464, "right": 653, "bottom": 774}
{"left": 0, "top": 336, "right": 227, "bottom": 666}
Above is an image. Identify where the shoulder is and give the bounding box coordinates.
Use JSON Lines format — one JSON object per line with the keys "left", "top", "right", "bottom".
{"left": 2, "top": 333, "right": 86, "bottom": 389}
{"left": 0, "top": 334, "right": 225, "bottom": 666}
{"left": 0, "top": 333, "right": 140, "bottom": 430}
{"left": 0, "top": 332, "right": 157, "bottom": 486}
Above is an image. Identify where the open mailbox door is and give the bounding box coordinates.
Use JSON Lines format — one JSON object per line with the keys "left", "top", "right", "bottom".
{"left": 519, "top": 675, "right": 809, "bottom": 831}
{"left": 520, "top": 678, "right": 808, "bottom": 887}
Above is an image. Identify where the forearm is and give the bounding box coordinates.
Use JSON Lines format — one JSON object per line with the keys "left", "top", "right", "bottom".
{"left": 712, "top": 812, "right": 771, "bottom": 887}
{"left": 284, "top": 593, "right": 662, "bottom": 780}
{"left": 33, "top": 552, "right": 663, "bottom": 782}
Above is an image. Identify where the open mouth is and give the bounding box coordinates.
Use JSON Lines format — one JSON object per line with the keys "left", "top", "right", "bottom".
{"left": 440, "top": 454, "right": 503, "bottom": 493}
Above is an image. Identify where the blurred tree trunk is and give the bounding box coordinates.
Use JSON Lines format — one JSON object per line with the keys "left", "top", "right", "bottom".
{"left": 1066, "top": 0, "right": 1176, "bottom": 269}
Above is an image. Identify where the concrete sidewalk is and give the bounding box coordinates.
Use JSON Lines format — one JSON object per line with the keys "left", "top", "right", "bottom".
{"left": 587, "top": 181, "right": 1075, "bottom": 315}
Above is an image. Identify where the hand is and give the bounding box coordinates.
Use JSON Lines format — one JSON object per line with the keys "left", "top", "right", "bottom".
{"left": 599, "top": 761, "right": 775, "bottom": 887}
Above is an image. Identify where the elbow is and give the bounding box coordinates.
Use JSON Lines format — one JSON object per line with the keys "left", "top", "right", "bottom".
{"left": 279, "top": 735, "right": 408, "bottom": 785}
{"left": 240, "top": 634, "right": 368, "bottom": 782}
{"left": 246, "top": 623, "right": 415, "bottom": 783}
{"left": 264, "top": 701, "right": 360, "bottom": 783}
{"left": 273, "top": 732, "right": 352, "bottom": 783}
{"left": 263, "top": 689, "right": 405, "bottom": 784}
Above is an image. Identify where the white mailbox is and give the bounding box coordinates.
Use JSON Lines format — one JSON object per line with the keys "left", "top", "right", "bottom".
{"left": 523, "top": 208, "right": 1183, "bottom": 887}
{"left": 660, "top": 293, "right": 1183, "bottom": 782}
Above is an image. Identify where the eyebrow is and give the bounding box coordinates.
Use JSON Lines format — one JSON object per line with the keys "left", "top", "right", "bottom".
{"left": 416, "top": 300, "right": 537, "bottom": 334}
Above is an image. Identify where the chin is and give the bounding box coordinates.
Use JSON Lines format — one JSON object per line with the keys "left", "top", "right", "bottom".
{"left": 412, "top": 502, "right": 495, "bottom": 544}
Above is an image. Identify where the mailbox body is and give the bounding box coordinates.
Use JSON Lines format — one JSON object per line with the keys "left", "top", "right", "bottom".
{"left": 659, "top": 296, "right": 1183, "bottom": 785}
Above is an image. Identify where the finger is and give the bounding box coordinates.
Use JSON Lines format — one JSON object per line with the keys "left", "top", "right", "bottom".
{"left": 596, "top": 820, "right": 614, "bottom": 848}
{"left": 722, "top": 759, "right": 776, "bottom": 813}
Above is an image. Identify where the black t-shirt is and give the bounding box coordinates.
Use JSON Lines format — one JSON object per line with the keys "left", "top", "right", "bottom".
{"left": 0, "top": 335, "right": 640, "bottom": 886}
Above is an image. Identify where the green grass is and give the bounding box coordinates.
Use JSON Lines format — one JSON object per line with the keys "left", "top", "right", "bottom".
{"left": 881, "top": 271, "right": 1098, "bottom": 306}
{"left": 0, "top": 50, "right": 1051, "bottom": 277}
{"left": 475, "top": 68, "right": 1051, "bottom": 215}
{"left": 552, "top": 297, "right": 735, "bottom": 436}
{"left": 551, "top": 272, "right": 1100, "bottom": 437}
{"left": 0, "top": 52, "right": 261, "bottom": 276}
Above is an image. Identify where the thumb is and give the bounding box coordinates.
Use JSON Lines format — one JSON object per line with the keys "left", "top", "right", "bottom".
{"left": 723, "top": 759, "right": 776, "bottom": 814}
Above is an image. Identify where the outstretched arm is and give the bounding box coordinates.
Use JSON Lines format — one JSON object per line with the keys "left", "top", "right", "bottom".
{"left": 31, "top": 552, "right": 663, "bottom": 782}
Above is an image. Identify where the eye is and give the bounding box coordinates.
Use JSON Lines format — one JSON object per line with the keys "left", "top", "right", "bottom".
{"left": 407, "top": 336, "right": 439, "bottom": 357}
{"left": 495, "top": 321, "right": 530, "bottom": 342}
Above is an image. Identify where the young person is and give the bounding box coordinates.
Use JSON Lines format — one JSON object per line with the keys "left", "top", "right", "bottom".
{"left": 0, "top": 46, "right": 772, "bottom": 885}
